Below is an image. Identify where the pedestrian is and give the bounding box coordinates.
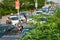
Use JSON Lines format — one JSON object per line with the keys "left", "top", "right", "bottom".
{"left": 24, "top": 14, "right": 27, "bottom": 23}
{"left": 30, "top": 10, "right": 33, "bottom": 16}
{"left": 6, "top": 20, "right": 12, "bottom": 24}
{"left": 30, "top": 10, "right": 33, "bottom": 14}
{"left": 18, "top": 25, "right": 23, "bottom": 33}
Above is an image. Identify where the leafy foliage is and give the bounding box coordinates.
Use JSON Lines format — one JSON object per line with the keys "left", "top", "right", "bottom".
{"left": 0, "top": 0, "right": 45, "bottom": 15}
{"left": 0, "top": 0, "right": 16, "bottom": 15}
{"left": 20, "top": 9, "right": 60, "bottom": 40}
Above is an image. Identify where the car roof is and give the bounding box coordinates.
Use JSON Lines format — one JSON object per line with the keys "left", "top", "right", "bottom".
{"left": 0, "top": 24, "right": 15, "bottom": 29}
{"left": 20, "top": 11, "right": 29, "bottom": 14}
{"left": 0, "top": 24, "right": 12, "bottom": 27}
{"left": 8, "top": 16, "right": 18, "bottom": 18}
{"left": 20, "top": 11, "right": 29, "bottom": 13}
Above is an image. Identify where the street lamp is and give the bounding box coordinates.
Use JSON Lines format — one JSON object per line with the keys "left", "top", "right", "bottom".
{"left": 44, "top": 0, "right": 47, "bottom": 6}
{"left": 34, "top": 0, "right": 38, "bottom": 9}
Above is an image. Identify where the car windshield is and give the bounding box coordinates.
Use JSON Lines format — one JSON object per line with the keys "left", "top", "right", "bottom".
{"left": 20, "top": 13, "right": 26, "bottom": 16}
{"left": 10, "top": 17, "right": 18, "bottom": 20}
{"left": 38, "top": 18, "right": 46, "bottom": 21}
{"left": 0, "top": 25, "right": 9, "bottom": 31}
{"left": 36, "top": 12, "right": 41, "bottom": 14}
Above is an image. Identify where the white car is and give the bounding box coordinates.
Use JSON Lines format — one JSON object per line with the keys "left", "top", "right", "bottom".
{"left": 8, "top": 16, "right": 19, "bottom": 25}
{"left": 27, "top": 18, "right": 33, "bottom": 22}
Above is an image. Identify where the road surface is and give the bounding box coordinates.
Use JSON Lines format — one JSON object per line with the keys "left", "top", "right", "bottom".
{"left": 0, "top": 32, "right": 25, "bottom": 40}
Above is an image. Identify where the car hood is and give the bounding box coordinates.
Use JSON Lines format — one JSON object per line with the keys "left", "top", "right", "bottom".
{"left": 11, "top": 20, "right": 19, "bottom": 25}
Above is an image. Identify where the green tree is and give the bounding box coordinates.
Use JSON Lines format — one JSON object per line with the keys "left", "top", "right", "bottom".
{"left": 0, "top": 0, "right": 45, "bottom": 15}
{"left": 0, "top": 0, "right": 17, "bottom": 15}
{"left": 38, "top": 0, "right": 45, "bottom": 8}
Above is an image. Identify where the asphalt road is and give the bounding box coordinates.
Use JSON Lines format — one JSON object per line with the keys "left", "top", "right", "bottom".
{"left": 0, "top": 32, "right": 25, "bottom": 40}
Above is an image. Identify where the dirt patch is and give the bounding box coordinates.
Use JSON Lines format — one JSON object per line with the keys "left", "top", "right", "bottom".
{"left": 1, "top": 15, "right": 8, "bottom": 24}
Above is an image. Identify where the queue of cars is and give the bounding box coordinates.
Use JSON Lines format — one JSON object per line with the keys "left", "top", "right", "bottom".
{"left": 6, "top": 6, "right": 56, "bottom": 27}
{"left": 6, "top": 12, "right": 27, "bottom": 25}
{"left": 6, "top": 6, "right": 56, "bottom": 25}
{"left": 0, "top": 5, "right": 56, "bottom": 38}
{"left": 0, "top": 13, "right": 35, "bottom": 37}
{"left": 33, "top": 5, "right": 56, "bottom": 15}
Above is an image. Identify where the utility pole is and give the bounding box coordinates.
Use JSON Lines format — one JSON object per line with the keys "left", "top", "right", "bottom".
{"left": 15, "top": 0, "right": 20, "bottom": 16}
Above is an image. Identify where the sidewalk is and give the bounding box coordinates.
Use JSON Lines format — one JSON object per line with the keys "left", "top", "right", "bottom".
{"left": 1, "top": 15, "right": 8, "bottom": 24}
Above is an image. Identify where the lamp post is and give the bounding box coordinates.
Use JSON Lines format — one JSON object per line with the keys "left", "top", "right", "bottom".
{"left": 44, "top": 0, "right": 47, "bottom": 6}
{"left": 35, "top": 0, "right": 38, "bottom": 10}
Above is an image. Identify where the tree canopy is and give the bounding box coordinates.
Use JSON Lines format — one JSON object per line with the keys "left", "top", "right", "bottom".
{"left": 0, "top": 0, "right": 45, "bottom": 15}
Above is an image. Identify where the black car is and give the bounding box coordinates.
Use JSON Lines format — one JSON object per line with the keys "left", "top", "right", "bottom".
{"left": 38, "top": 17, "right": 47, "bottom": 24}
{"left": 0, "top": 24, "right": 18, "bottom": 37}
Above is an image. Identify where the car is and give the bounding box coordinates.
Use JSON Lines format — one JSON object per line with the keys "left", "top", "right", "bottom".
{"left": 0, "top": 24, "right": 18, "bottom": 37}
{"left": 27, "top": 18, "right": 34, "bottom": 23}
{"left": 42, "top": 6, "right": 49, "bottom": 12}
{"left": 42, "top": 5, "right": 56, "bottom": 15}
{"left": 19, "top": 11, "right": 30, "bottom": 19}
{"left": 22, "top": 26, "right": 35, "bottom": 33}
{"left": 33, "top": 10, "right": 42, "bottom": 15}
{"left": 19, "top": 12, "right": 29, "bottom": 16}
{"left": 7, "top": 16, "right": 19, "bottom": 25}
{"left": 27, "top": 18, "right": 33, "bottom": 22}
{"left": 38, "top": 17, "right": 47, "bottom": 24}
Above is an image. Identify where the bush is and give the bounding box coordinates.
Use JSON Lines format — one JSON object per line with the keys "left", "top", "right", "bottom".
{"left": 20, "top": 9, "right": 60, "bottom": 40}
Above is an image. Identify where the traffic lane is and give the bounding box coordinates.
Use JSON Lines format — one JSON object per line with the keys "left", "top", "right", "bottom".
{"left": 0, "top": 32, "right": 25, "bottom": 40}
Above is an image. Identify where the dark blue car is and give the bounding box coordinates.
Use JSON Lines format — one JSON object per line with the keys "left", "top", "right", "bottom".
{"left": 0, "top": 24, "right": 18, "bottom": 37}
